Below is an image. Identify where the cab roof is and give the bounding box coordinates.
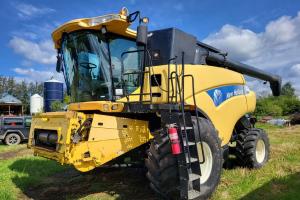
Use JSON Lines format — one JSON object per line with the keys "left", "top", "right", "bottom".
{"left": 52, "top": 13, "right": 136, "bottom": 49}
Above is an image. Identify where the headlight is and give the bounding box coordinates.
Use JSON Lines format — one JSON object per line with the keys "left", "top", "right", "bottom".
{"left": 89, "top": 14, "right": 121, "bottom": 26}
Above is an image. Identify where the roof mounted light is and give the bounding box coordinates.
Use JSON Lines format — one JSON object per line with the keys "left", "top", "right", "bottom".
{"left": 89, "top": 14, "right": 120, "bottom": 26}
{"left": 120, "top": 7, "right": 129, "bottom": 16}
{"left": 141, "top": 17, "right": 149, "bottom": 24}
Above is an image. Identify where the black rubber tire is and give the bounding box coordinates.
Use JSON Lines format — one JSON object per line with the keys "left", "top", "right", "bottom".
{"left": 145, "top": 117, "right": 223, "bottom": 200}
{"left": 4, "top": 133, "right": 21, "bottom": 145}
{"left": 236, "top": 128, "right": 270, "bottom": 168}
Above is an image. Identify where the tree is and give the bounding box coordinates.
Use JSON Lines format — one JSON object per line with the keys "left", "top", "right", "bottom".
{"left": 28, "top": 81, "right": 43, "bottom": 96}
{"left": 7, "top": 77, "right": 16, "bottom": 95}
{"left": 255, "top": 98, "right": 283, "bottom": 116}
{"left": 0, "top": 76, "right": 8, "bottom": 94}
{"left": 64, "top": 95, "right": 71, "bottom": 104}
{"left": 281, "top": 82, "right": 296, "bottom": 97}
{"left": 50, "top": 100, "right": 64, "bottom": 112}
{"left": 20, "top": 81, "right": 30, "bottom": 113}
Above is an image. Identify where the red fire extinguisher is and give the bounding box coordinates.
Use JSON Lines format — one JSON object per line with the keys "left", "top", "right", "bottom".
{"left": 168, "top": 125, "right": 182, "bottom": 155}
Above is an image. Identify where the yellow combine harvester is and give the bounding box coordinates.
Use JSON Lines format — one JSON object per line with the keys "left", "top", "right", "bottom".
{"left": 28, "top": 8, "right": 281, "bottom": 199}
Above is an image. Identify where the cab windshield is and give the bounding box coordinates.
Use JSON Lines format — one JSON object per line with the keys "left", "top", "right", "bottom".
{"left": 61, "top": 30, "right": 141, "bottom": 102}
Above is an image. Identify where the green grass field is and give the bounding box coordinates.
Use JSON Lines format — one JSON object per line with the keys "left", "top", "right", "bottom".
{"left": 212, "top": 124, "right": 300, "bottom": 200}
{"left": 0, "top": 124, "right": 299, "bottom": 200}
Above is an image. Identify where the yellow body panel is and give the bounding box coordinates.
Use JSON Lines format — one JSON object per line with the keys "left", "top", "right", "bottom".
{"left": 68, "top": 101, "right": 124, "bottom": 113}
{"left": 186, "top": 93, "right": 247, "bottom": 145}
{"left": 71, "top": 114, "right": 150, "bottom": 171}
{"left": 28, "top": 112, "right": 151, "bottom": 172}
{"left": 245, "top": 91, "right": 256, "bottom": 112}
{"left": 28, "top": 111, "right": 84, "bottom": 163}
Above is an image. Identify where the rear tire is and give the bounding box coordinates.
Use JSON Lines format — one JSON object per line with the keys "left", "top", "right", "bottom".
{"left": 4, "top": 133, "right": 21, "bottom": 145}
{"left": 236, "top": 128, "right": 270, "bottom": 168}
{"left": 145, "top": 117, "right": 222, "bottom": 199}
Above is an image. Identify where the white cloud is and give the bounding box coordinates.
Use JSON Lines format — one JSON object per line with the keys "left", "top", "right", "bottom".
{"left": 242, "top": 16, "right": 259, "bottom": 26}
{"left": 15, "top": 3, "right": 55, "bottom": 19}
{"left": 246, "top": 78, "right": 272, "bottom": 98}
{"left": 13, "top": 68, "right": 64, "bottom": 83}
{"left": 9, "top": 37, "right": 56, "bottom": 65}
{"left": 291, "top": 64, "right": 300, "bottom": 77}
{"left": 11, "top": 31, "right": 38, "bottom": 40}
{"left": 265, "top": 15, "right": 298, "bottom": 44}
{"left": 203, "top": 11, "right": 300, "bottom": 96}
{"left": 203, "top": 25, "right": 262, "bottom": 61}
{"left": 203, "top": 12, "right": 300, "bottom": 69}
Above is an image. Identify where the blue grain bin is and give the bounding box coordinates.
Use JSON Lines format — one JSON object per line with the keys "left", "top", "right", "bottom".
{"left": 44, "top": 79, "right": 63, "bottom": 112}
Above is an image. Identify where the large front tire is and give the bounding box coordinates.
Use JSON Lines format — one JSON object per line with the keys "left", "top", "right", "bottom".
{"left": 145, "top": 117, "right": 222, "bottom": 199}
{"left": 236, "top": 128, "right": 270, "bottom": 168}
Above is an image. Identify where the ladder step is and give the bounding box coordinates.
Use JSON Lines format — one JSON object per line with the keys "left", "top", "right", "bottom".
{"left": 181, "top": 126, "right": 193, "bottom": 130}
{"left": 185, "top": 156, "right": 198, "bottom": 163}
{"left": 183, "top": 140, "right": 196, "bottom": 146}
{"left": 189, "top": 173, "right": 200, "bottom": 182}
{"left": 188, "top": 190, "right": 201, "bottom": 200}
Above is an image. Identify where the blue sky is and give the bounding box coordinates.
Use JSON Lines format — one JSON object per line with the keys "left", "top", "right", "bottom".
{"left": 0, "top": 0, "right": 300, "bottom": 95}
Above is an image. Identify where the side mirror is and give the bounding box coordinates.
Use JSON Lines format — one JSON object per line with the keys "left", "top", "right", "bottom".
{"left": 127, "top": 11, "right": 149, "bottom": 46}
{"left": 56, "top": 54, "right": 63, "bottom": 72}
{"left": 136, "top": 25, "right": 148, "bottom": 46}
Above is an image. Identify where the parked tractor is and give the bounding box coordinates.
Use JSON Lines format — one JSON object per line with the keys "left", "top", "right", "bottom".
{"left": 28, "top": 8, "right": 281, "bottom": 199}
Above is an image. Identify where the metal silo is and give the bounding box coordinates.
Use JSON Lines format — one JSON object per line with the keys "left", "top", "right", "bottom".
{"left": 30, "top": 94, "right": 44, "bottom": 114}
{"left": 44, "top": 79, "right": 63, "bottom": 112}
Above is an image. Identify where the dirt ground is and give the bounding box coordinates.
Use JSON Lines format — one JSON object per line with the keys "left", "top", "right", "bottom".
{"left": 0, "top": 146, "right": 32, "bottom": 160}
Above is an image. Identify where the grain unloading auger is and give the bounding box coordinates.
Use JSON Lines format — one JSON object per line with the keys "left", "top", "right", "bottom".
{"left": 28, "top": 8, "right": 281, "bottom": 199}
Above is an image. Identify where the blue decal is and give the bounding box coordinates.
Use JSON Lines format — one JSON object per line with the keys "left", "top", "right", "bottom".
{"left": 207, "top": 85, "right": 245, "bottom": 106}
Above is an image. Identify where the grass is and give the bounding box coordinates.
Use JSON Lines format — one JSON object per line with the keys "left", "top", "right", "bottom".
{"left": 0, "top": 124, "right": 299, "bottom": 200}
{"left": 0, "top": 156, "right": 69, "bottom": 200}
{"left": 255, "top": 122, "right": 285, "bottom": 130}
{"left": 211, "top": 124, "right": 300, "bottom": 200}
{"left": 0, "top": 142, "right": 27, "bottom": 153}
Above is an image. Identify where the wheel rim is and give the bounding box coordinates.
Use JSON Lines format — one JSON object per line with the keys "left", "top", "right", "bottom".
{"left": 8, "top": 135, "right": 18, "bottom": 144}
{"left": 256, "top": 139, "right": 266, "bottom": 163}
{"left": 197, "top": 142, "right": 213, "bottom": 184}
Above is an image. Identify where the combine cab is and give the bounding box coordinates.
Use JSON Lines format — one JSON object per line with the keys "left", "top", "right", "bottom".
{"left": 28, "top": 8, "right": 281, "bottom": 199}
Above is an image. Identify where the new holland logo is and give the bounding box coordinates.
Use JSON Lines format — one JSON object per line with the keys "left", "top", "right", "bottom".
{"left": 213, "top": 89, "right": 223, "bottom": 106}
{"left": 207, "top": 85, "right": 246, "bottom": 107}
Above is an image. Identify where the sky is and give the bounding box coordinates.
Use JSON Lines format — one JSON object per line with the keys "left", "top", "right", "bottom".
{"left": 0, "top": 0, "right": 300, "bottom": 96}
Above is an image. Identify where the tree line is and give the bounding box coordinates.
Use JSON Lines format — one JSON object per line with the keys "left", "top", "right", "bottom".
{"left": 0, "top": 76, "right": 43, "bottom": 113}
{"left": 255, "top": 82, "right": 300, "bottom": 116}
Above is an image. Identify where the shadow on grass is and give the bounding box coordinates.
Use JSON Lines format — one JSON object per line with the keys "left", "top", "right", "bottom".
{"left": 241, "top": 172, "right": 300, "bottom": 200}
{"left": 9, "top": 158, "right": 300, "bottom": 200}
{"left": 223, "top": 155, "right": 243, "bottom": 170}
{"left": 9, "top": 158, "right": 158, "bottom": 200}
